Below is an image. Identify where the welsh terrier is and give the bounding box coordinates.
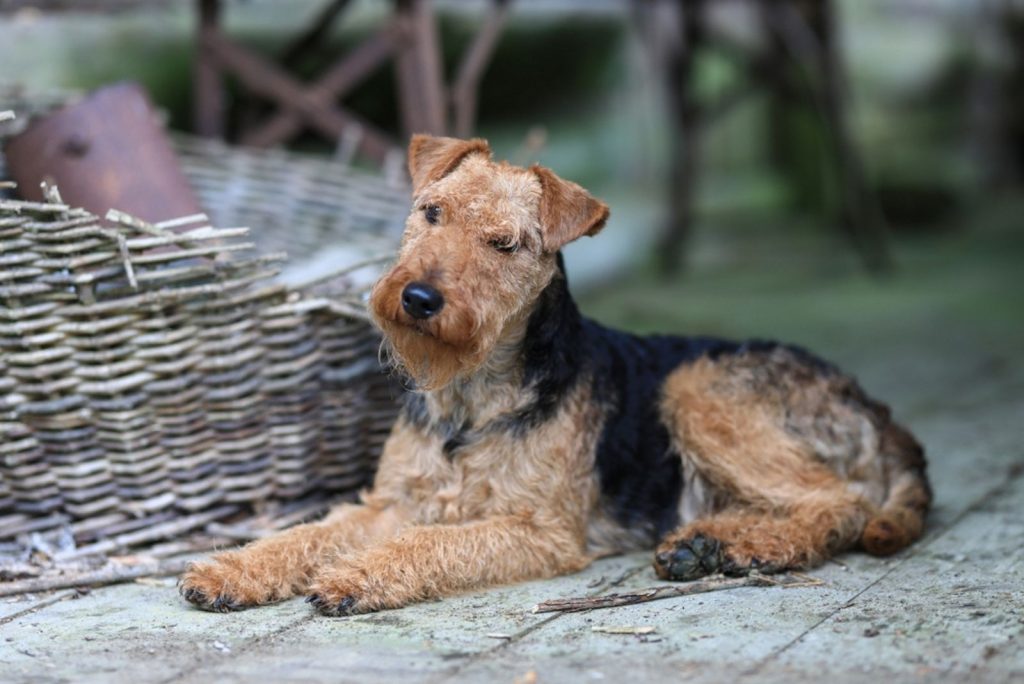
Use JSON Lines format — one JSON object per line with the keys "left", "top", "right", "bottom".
{"left": 180, "top": 135, "right": 931, "bottom": 615}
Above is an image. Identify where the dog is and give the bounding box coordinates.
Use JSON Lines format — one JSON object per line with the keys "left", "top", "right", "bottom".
{"left": 179, "top": 135, "right": 931, "bottom": 615}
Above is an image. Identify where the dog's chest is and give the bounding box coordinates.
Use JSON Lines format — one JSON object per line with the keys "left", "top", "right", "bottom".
{"left": 398, "top": 430, "right": 566, "bottom": 524}
{"left": 375, "top": 393, "right": 601, "bottom": 526}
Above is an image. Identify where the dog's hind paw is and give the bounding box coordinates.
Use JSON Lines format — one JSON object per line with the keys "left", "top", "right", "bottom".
{"left": 654, "top": 534, "right": 785, "bottom": 581}
{"left": 654, "top": 534, "right": 725, "bottom": 581}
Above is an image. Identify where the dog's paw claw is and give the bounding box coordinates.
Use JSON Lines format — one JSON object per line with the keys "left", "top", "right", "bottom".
{"left": 180, "top": 584, "right": 211, "bottom": 609}
{"left": 180, "top": 584, "right": 245, "bottom": 613}
{"left": 211, "top": 595, "right": 242, "bottom": 613}
{"left": 654, "top": 534, "right": 724, "bottom": 581}
{"left": 724, "top": 556, "right": 782, "bottom": 577}
{"left": 178, "top": 566, "right": 250, "bottom": 612}
{"left": 307, "top": 593, "right": 358, "bottom": 617}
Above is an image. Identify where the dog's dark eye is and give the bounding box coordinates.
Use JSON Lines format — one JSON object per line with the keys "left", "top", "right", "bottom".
{"left": 488, "top": 237, "right": 519, "bottom": 254}
{"left": 423, "top": 204, "right": 441, "bottom": 225}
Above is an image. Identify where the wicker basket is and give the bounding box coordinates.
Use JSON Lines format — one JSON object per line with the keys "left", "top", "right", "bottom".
{"left": 0, "top": 96, "right": 407, "bottom": 546}
{"left": 172, "top": 134, "right": 410, "bottom": 276}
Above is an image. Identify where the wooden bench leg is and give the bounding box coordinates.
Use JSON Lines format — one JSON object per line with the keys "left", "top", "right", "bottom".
{"left": 195, "top": 0, "right": 225, "bottom": 138}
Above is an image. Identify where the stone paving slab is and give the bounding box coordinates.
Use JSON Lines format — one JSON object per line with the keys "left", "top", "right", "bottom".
{"left": 446, "top": 561, "right": 874, "bottom": 683}
{"left": 1, "top": 580, "right": 311, "bottom": 683}
{"left": 772, "top": 475, "right": 1024, "bottom": 682}
{"left": 0, "top": 556, "right": 644, "bottom": 684}
{"left": 1, "top": 594, "right": 65, "bottom": 623}
{"left": 172, "top": 556, "right": 646, "bottom": 684}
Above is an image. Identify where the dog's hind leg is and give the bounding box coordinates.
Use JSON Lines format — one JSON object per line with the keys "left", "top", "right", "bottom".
{"left": 652, "top": 353, "right": 929, "bottom": 581}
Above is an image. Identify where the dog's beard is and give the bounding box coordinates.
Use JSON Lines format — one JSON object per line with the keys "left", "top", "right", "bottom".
{"left": 369, "top": 267, "right": 513, "bottom": 390}
{"left": 375, "top": 318, "right": 485, "bottom": 390}
{"left": 370, "top": 294, "right": 492, "bottom": 392}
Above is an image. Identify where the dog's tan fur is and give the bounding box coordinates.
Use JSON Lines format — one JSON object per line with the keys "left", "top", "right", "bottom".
{"left": 655, "top": 354, "right": 876, "bottom": 573}
{"left": 180, "top": 136, "right": 930, "bottom": 615}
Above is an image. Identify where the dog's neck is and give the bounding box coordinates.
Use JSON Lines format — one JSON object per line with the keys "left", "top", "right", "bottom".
{"left": 423, "top": 316, "right": 530, "bottom": 424}
{"left": 414, "top": 255, "right": 585, "bottom": 431}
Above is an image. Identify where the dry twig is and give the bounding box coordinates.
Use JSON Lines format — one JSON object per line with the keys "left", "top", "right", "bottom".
{"left": 0, "top": 557, "right": 193, "bottom": 598}
{"left": 532, "top": 573, "right": 823, "bottom": 614}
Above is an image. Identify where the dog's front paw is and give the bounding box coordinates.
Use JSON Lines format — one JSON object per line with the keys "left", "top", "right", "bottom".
{"left": 306, "top": 566, "right": 398, "bottom": 616}
{"left": 179, "top": 554, "right": 297, "bottom": 612}
{"left": 179, "top": 559, "right": 251, "bottom": 612}
{"left": 305, "top": 592, "right": 360, "bottom": 617}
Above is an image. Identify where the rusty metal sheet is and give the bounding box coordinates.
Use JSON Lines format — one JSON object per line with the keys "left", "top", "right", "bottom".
{"left": 3, "top": 82, "right": 203, "bottom": 224}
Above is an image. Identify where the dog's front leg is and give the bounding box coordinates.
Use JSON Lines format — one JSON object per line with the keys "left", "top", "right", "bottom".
{"left": 306, "top": 514, "right": 590, "bottom": 615}
{"left": 180, "top": 502, "right": 409, "bottom": 611}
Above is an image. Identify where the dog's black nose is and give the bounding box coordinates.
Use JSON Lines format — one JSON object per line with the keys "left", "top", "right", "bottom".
{"left": 401, "top": 282, "right": 444, "bottom": 320}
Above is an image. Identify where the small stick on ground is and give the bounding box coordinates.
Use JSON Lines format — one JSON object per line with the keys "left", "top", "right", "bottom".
{"left": 0, "top": 591, "right": 79, "bottom": 627}
{"left": 532, "top": 573, "right": 823, "bottom": 614}
{"left": 0, "top": 557, "right": 193, "bottom": 598}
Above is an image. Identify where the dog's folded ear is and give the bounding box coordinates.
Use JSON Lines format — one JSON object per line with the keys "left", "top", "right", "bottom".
{"left": 408, "top": 135, "right": 491, "bottom": 194}
{"left": 532, "top": 165, "right": 610, "bottom": 253}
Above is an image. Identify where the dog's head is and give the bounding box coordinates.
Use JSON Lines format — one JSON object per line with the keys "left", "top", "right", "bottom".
{"left": 369, "top": 135, "right": 609, "bottom": 390}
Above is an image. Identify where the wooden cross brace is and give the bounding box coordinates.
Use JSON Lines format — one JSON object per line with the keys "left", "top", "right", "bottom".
{"left": 194, "top": 0, "right": 511, "bottom": 166}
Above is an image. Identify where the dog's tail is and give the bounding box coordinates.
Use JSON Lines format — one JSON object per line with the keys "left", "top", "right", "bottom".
{"left": 861, "top": 422, "right": 932, "bottom": 556}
